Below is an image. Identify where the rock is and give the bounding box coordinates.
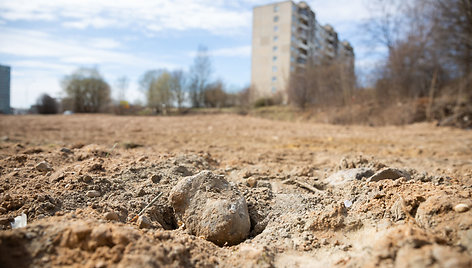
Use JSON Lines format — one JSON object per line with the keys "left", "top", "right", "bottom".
{"left": 246, "top": 177, "right": 257, "bottom": 187}
{"left": 86, "top": 190, "right": 101, "bottom": 198}
{"left": 454, "top": 204, "right": 470, "bottom": 213}
{"left": 104, "top": 212, "right": 119, "bottom": 221}
{"left": 137, "top": 215, "right": 152, "bottom": 229}
{"left": 60, "top": 147, "right": 73, "bottom": 154}
{"left": 325, "top": 168, "right": 374, "bottom": 186}
{"left": 82, "top": 175, "right": 93, "bottom": 183}
{"left": 169, "top": 170, "right": 251, "bottom": 246}
{"left": 136, "top": 188, "right": 146, "bottom": 197}
{"left": 150, "top": 174, "right": 161, "bottom": 183}
{"left": 368, "top": 168, "right": 411, "bottom": 182}
{"left": 36, "top": 161, "right": 52, "bottom": 172}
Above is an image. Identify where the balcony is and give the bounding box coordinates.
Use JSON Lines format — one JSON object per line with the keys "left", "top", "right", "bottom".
{"left": 297, "top": 57, "right": 307, "bottom": 65}
{"left": 298, "top": 41, "right": 308, "bottom": 51}
{"left": 298, "top": 22, "right": 309, "bottom": 30}
{"left": 299, "top": 13, "right": 309, "bottom": 22}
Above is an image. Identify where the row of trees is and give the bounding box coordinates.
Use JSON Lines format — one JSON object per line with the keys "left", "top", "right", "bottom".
{"left": 286, "top": 0, "right": 471, "bottom": 119}
{"left": 365, "top": 0, "right": 471, "bottom": 103}
{"left": 36, "top": 46, "right": 249, "bottom": 114}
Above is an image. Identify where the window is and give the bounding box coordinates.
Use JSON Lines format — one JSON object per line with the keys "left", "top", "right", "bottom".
{"left": 274, "top": 26, "right": 279, "bottom": 32}
{"left": 274, "top": 5, "right": 279, "bottom": 12}
{"left": 273, "top": 46, "right": 278, "bottom": 51}
{"left": 273, "top": 36, "right": 278, "bottom": 42}
{"left": 272, "top": 86, "right": 277, "bottom": 93}
{"left": 290, "top": 66, "right": 295, "bottom": 72}
{"left": 291, "top": 56, "right": 295, "bottom": 62}
{"left": 272, "top": 76, "right": 277, "bottom": 82}
{"left": 272, "top": 66, "right": 277, "bottom": 72}
{"left": 274, "top": 16, "right": 279, "bottom": 22}
{"left": 273, "top": 56, "right": 277, "bottom": 62}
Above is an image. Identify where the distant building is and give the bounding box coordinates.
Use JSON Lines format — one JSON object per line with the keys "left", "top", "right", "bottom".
{"left": 251, "top": 1, "right": 354, "bottom": 102}
{"left": 0, "top": 65, "right": 11, "bottom": 114}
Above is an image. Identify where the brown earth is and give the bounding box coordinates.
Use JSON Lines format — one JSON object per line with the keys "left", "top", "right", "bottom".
{"left": 0, "top": 114, "right": 471, "bottom": 267}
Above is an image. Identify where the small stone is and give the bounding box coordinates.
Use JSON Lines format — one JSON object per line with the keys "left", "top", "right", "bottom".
{"left": 86, "top": 190, "right": 101, "bottom": 198}
{"left": 60, "top": 147, "right": 73, "bottom": 154}
{"left": 150, "top": 174, "right": 161, "bottom": 183}
{"left": 246, "top": 177, "right": 257, "bottom": 188}
{"left": 104, "top": 211, "right": 120, "bottom": 221}
{"left": 36, "top": 161, "right": 52, "bottom": 172}
{"left": 136, "top": 188, "right": 146, "bottom": 197}
{"left": 454, "top": 204, "right": 470, "bottom": 213}
{"left": 368, "top": 168, "right": 411, "bottom": 182}
{"left": 82, "top": 175, "right": 93, "bottom": 183}
{"left": 137, "top": 215, "right": 152, "bottom": 229}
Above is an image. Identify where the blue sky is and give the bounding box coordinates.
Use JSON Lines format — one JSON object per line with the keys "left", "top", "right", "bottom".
{"left": 0, "top": 0, "right": 385, "bottom": 108}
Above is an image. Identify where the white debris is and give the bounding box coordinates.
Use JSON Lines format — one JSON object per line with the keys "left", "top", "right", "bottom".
{"left": 344, "top": 200, "right": 353, "bottom": 208}
{"left": 11, "top": 213, "right": 27, "bottom": 229}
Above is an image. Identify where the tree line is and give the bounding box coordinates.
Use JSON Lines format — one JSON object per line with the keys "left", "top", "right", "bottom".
{"left": 287, "top": 0, "right": 471, "bottom": 126}
{"left": 35, "top": 46, "right": 250, "bottom": 114}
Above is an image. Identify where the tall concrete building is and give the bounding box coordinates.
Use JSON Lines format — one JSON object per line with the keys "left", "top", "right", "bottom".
{"left": 251, "top": 1, "right": 354, "bottom": 101}
{"left": 0, "top": 65, "right": 11, "bottom": 114}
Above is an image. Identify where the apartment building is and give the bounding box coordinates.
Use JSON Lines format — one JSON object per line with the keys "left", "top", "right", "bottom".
{"left": 0, "top": 64, "right": 11, "bottom": 114}
{"left": 251, "top": 1, "right": 354, "bottom": 101}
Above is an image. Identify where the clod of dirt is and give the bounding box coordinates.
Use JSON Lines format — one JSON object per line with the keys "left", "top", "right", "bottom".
{"left": 35, "top": 161, "right": 52, "bottom": 172}
{"left": 325, "top": 168, "right": 374, "bottom": 186}
{"left": 104, "top": 211, "right": 119, "bottom": 221}
{"left": 86, "top": 190, "right": 100, "bottom": 198}
{"left": 454, "top": 204, "right": 470, "bottom": 213}
{"left": 169, "top": 170, "right": 250, "bottom": 246}
{"left": 150, "top": 174, "right": 161, "bottom": 183}
{"left": 137, "top": 215, "right": 152, "bottom": 229}
{"left": 368, "top": 167, "right": 411, "bottom": 182}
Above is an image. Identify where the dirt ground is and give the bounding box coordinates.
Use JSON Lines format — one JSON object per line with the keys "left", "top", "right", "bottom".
{"left": 0, "top": 114, "right": 471, "bottom": 267}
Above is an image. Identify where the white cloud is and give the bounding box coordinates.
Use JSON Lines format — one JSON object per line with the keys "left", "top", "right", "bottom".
{"left": 90, "top": 38, "right": 122, "bottom": 49}
{"left": 212, "top": 46, "right": 251, "bottom": 58}
{"left": 0, "top": 27, "right": 173, "bottom": 68}
{"left": 9, "top": 60, "right": 73, "bottom": 71}
{"left": 0, "top": 0, "right": 252, "bottom": 34}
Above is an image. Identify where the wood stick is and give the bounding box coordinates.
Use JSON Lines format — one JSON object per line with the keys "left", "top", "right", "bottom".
{"left": 129, "top": 192, "right": 163, "bottom": 223}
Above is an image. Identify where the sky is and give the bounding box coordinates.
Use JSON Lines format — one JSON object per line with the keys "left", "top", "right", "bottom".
{"left": 0, "top": 0, "right": 385, "bottom": 108}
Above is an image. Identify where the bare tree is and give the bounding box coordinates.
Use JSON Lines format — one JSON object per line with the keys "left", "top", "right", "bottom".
{"left": 204, "top": 80, "right": 226, "bottom": 108}
{"left": 61, "top": 68, "right": 111, "bottom": 113}
{"left": 115, "top": 76, "right": 129, "bottom": 102}
{"left": 189, "top": 46, "right": 212, "bottom": 108}
{"left": 36, "top": 94, "right": 58, "bottom": 114}
{"left": 170, "top": 70, "right": 187, "bottom": 110}
{"left": 362, "top": 0, "right": 407, "bottom": 52}
{"left": 147, "top": 70, "right": 174, "bottom": 114}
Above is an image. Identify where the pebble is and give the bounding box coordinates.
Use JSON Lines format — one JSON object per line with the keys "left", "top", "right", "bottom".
{"left": 82, "top": 175, "right": 93, "bottom": 183}
{"left": 60, "top": 147, "right": 72, "bottom": 154}
{"left": 137, "top": 215, "right": 152, "bottom": 229}
{"left": 454, "top": 203, "right": 470, "bottom": 213}
{"left": 104, "top": 211, "right": 120, "bottom": 221}
{"left": 86, "top": 190, "right": 101, "bottom": 198}
{"left": 150, "top": 174, "right": 161, "bottom": 183}
{"left": 246, "top": 177, "right": 257, "bottom": 188}
{"left": 36, "top": 161, "right": 52, "bottom": 172}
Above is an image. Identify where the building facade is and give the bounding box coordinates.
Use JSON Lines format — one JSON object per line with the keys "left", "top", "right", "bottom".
{"left": 251, "top": 1, "right": 354, "bottom": 101}
{"left": 0, "top": 65, "right": 11, "bottom": 114}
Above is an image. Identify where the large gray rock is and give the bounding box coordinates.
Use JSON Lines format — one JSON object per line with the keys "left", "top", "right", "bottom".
{"left": 325, "top": 168, "right": 374, "bottom": 186}
{"left": 169, "top": 171, "right": 250, "bottom": 246}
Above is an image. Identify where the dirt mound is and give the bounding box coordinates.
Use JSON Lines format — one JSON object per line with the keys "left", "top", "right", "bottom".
{"left": 0, "top": 114, "right": 471, "bottom": 267}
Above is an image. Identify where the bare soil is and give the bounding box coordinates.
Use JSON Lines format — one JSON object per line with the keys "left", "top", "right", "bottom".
{"left": 0, "top": 114, "right": 471, "bottom": 267}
